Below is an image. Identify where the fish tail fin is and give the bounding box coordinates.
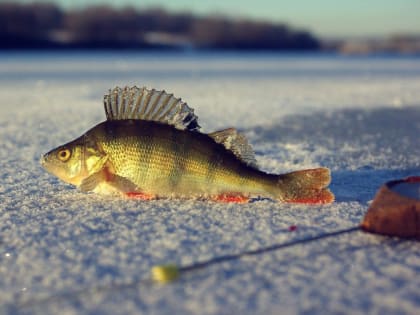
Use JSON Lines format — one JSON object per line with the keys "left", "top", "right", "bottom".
{"left": 276, "top": 168, "right": 334, "bottom": 204}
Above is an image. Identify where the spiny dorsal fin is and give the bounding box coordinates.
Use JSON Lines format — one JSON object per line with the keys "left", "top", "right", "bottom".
{"left": 208, "top": 128, "right": 257, "bottom": 167}
{"left": 103, "top": 86, "right": 200, "bottom": 131}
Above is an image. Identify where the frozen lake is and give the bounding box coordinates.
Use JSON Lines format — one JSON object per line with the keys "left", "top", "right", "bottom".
{"left": 0, "top": 52, "right": 419, "bottom": 314}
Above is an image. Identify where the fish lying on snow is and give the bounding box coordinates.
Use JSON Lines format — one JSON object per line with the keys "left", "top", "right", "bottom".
{"left": 41, "top": 86, "right": 334, "bottom": 203}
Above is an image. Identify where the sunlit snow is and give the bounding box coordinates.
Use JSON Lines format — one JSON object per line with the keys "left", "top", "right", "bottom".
{"left": 0, "top": 52, "right": 419, "bottom": 315}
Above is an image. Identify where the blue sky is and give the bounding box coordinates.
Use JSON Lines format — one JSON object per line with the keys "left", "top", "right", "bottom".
{"left": 15, "top": 0, "right": 420, "bottom": 38}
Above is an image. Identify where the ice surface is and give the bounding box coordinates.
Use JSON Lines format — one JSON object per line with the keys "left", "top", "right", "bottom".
{"left": 0, "top": 53, "right": 419, "bottom": 315}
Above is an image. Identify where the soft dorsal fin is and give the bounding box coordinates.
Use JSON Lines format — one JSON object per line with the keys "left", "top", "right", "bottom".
{"left": 103, "top": 86, "right": 200, "bottom": 131}
{"left": 208, "top": 128, "right": 257, "bottom": 167}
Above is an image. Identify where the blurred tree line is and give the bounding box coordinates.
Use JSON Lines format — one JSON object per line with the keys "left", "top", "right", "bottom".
{"left": 0, "top": 2, "right": 320, "bottom": 50}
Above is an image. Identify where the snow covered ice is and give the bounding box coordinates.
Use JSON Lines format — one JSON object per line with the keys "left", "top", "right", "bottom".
{"left": 0, "top": 52, "right": 419, "bottom": 314}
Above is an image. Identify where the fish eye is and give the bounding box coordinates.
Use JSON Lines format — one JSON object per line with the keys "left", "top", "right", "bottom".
{"left": 57, "top": 148, "right": 71, "bottom": 162}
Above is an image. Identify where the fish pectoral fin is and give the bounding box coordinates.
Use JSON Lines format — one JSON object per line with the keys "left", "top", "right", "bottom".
{"left": 80, "top": 167, "right": 139, "bottom": 193}
{"left": 80, "top": 170, "right": 105, "bottom": 192}
{"left": 79, "top": 155, "right": 110, "bottom": 192}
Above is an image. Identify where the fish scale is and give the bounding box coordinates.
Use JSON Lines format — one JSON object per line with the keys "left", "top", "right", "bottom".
{"left": 94, "top": 120, "right": 266, "bottom": 197}
{"left": 41, "top": 86, "right": 334, "bottom": 203}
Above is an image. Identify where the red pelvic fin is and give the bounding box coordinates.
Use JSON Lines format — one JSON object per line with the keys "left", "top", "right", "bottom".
{"left": 213, "top": 194, "right": 250, "bottom": 203}
{"left": 125, "top": 192, "right": 156, "bottom": 200}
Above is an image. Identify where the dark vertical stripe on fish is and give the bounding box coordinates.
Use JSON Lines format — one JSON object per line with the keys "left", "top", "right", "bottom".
{"left": 168, "top": 128, "right": 189, "bottom": 189}
{"left": 205, "top": 146, "right": 222, "bottom": 185}
{"left": 136, "top": 123, "right": 156, "bottom": 186}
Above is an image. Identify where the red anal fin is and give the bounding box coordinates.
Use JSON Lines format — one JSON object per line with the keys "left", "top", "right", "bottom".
{"left": 285, "top": 189, "right": 334, "bottom": 204}
{"left": 125, "top": 192, "right": 156, "bottom": 200}
{"left": 213, "top": 194, "right": 250, "bottom": 203}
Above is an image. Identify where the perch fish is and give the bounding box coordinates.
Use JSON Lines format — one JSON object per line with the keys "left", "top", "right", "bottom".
{"left": 41, "top": 86, "right": 334, "bottom": 203}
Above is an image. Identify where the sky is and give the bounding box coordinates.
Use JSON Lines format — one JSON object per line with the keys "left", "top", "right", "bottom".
{"left": 13, "top": 0, "right": 420, "bottom": 39}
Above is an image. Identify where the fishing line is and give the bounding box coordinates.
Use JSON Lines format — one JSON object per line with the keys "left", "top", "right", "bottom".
{"left": 178, "top": 226, "right": 361, "bottom": 274}
{"left": 150, "top": 226, "right": 364, "bottom": 283}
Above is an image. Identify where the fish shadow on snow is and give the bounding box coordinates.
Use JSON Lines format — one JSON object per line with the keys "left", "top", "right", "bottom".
{"left": 248, "top": 106, "right": 420, "bottom": 204}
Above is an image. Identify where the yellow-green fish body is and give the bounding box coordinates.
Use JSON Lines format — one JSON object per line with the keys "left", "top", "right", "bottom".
{"left": 41, "top": 86, "right": 334, "bottom": 203}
